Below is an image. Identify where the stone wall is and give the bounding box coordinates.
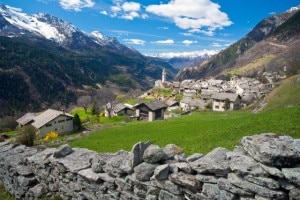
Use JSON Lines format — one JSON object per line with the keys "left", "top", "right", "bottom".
{"left": 0, "top": 133, "right": 300, "bottom": 200}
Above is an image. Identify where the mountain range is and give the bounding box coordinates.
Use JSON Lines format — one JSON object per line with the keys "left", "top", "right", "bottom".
{"left": 176, "top": 6, "right": 300, "bottom": 80}
{"left": 0, "top": 4, "right": 177, "bottom": 116}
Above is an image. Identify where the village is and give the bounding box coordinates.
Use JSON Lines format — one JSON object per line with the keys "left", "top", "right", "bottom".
{"left": 9, "top": 67, "right": 285, "bottom": 141}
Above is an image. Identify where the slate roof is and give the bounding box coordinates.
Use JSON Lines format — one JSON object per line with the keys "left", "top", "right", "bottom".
{"left": 211, "top": 93, "right": 240, "bottom": 102}
{"left": 180, "top": 98, "right": 207, "bottom": 107}
{"left": 136, "top": 100, "right": 167, "bottom": 111}
{"left": 31, "top": 109, "right": 73, "bottom": 129}
{"left": 113, "top": 103, "right": 133, "bottom": 113}
{"left": 16, "top": 113, "right": 36, "bottom": 126}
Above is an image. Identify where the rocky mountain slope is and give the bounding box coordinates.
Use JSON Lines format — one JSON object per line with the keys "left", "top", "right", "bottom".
{"left": 0, "top": 4, "right": 177, "bottom": 116}
{"left": 176, "top": 6, "right": 300, "bottom": 80}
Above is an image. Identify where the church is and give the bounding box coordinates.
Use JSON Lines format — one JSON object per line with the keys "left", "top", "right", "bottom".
{"left": 154, "top": 68, "right": 171, "bottom": 88}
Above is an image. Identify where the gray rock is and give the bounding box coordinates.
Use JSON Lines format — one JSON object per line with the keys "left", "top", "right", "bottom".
{"left": 169, "top": 172, "right": 201, "bottom": 192}
{"left": 240, "top": 133, "right": 300, "bottom": 167}
{"left": 173, "top": 162, "right": 193, "bottom": 174}
{"left": 143, "top": 144, "right": 166, "bottom": 164}
{"left": 227, "top": 152, "right": 267, "bottom": 176}
{"left": 191, "top": 147, "right": 230, "bottom": 175}
{"left": 163, "top": 144, "right": 184, "bottom": 160}
{"left": 15, "top": 165, "right": 33, "bottom": 176}
{"left": 174, "top": 154, "right": 187, "bottom": 162}
{"left": 218, "top": 178, "right": 254, "bottom": 196}
{"left": 186, "top": 153, "right": 204, "bottom": 162}
{"left": 134, "top": 162, "right": 158, "bottom": 181}
{"left": 244, "top": 175, "right": 280, "bottom": 190}
{"left": 196, "top": 174, "right": 218, "bottom": 184}
{"left": 282, "top": 167, "right": 300, "bottom": 186}
{"left": 289, "top": 188, "right": 300, "bottom": 200}
{"left": 27, "top": 183, "right": 48, "bottom": 198}
{"left": 158, "top": 190, "right": 183, "bottom": 200}
{"left": 217, "top": 190, "right": 237, "bottom": 200}
{"left": 228, "top": 173, "right": 287, "bottom": 199}
{"left": 131, "top": 141, "right": 152, "bottom": 167}
{"left": 53, "top": 144, "right": 74, "bottom": 158}
{"left": 53, "top": 148, "right": 96, "bottom": 172}
{"left": 104, "top": 150, "right": 134, "bottom": 177}
{"left": 152, "top": 180, "right": 183, "bottom": 195}
{"left": 17, "top": 176, "right": 37, "bottom": 187}
{"left": 152, "top": 164, "right": 169, "bottom": 180}
{"left": 92, "top": 153, "right": 114, "bottom": 173}
{"left": 259, "top": 163, "right": 284, "bottom": 178}
{"left": 78, "top": 168, "right": 103, "bottom": 183}
{"left": 202, "top": 183, "right": 220, "bottom": 198}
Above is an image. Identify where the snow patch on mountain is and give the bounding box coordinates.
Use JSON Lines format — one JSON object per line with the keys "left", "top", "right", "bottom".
{"left": 155, "top": 49, "right": 218, "bottom": 59}
{"left": 0, "top": 5, "right": 66, "bottom": 43}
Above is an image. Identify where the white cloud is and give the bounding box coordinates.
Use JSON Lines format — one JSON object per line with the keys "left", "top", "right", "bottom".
{"left": 157, "top": 27, "right": 169, "bottom": 30}
{"left": 182, "top": 40, "right": 197, "bottom": 45}
{"left": 59, "top": 0, "right": 95, "bottom": 11}
{"left": 211, "top": 42, "right": 222, "bottom": 47}
{"left": 153, "top": 39, "right": 175, "bottom": 44}
{"left": 110, "top": 1, "right": 142, "bottom": 20}
{"left": 157, "top": 49, "right": 218, "bottom": 58}
{"left": 124, "top": 39, "right": 145, "bottom": 45}
{"left": 146, "top": 0, "right": 232, "bottom": 35}
{"left": 100, "top": 10, "right": 108, "bottom": 15}
{"left": 122, "top": 2, "right": 140, "bottom": 12}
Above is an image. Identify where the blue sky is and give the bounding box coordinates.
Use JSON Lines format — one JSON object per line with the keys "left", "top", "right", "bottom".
{"left": 1, "top": 0, "right": 299, "bottom": 57}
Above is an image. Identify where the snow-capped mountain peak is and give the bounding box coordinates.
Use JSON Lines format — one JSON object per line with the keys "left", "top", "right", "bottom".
{"left": 0, "top": 5, "right": 66, "bottom": 43}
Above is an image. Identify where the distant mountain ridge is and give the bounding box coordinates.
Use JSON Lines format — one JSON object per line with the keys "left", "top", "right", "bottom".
{"left": 0, "top": 4, "right": 177, "bottom": 116}
{"left": 176, "top": 6, "right": 300, "bottom": 80}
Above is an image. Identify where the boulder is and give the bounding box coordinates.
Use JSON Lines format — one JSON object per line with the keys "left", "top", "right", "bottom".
{"left": 196, "top": 174, "right": 218, "bottom": 184}
{"left": 104, "top": 150, "right": 133, "bottom": 177}
{"left": 240, "top": 133, "right": 300, "bottom": 167}
{"left": 91, "top": 153, "right": 114, "bottom": 173}
{"left": 190, "top": 147, "right": 230, "bottom": 175}
{"left": 134, "top": 162, "right": 158, "bottom": 181}
{"left": 163, "top": 144, "right": 184, "bottom": 160}
{"left": 228, "top": 173, "right": 287, "bottom": 199}
{"left": 227, "top": 152, "right": 267, "bottom": 176}
{"left": 186, "top": 153, "right": 204, "bottom": 162}
{"left": 53, "top": 144, "right": 74, "bottom": 158}
{"left": 201, "top": 183, "right": 220, "bottom": 198}
{"left": 131, "top": 141, "right": 152, "bottom": 167}
{"left": 152, "top": 164, "right": 169, "bottom": 180}
{"left": 158, "top": 190, "right": 183, "bottom": 200}
{"left": 169, "top": 172, "right": 201, "bottom": 192}
{"left": 27, "top": 183, "right": 48, "bottom": 198}
{"left": 282, "top": 167, "right": 300, "bottom": 186}
{"left": 143, "top": 145, "right": 166, "bottom": 164}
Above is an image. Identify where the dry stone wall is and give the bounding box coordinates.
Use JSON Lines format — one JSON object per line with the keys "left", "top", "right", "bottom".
{"left": 0, "top": 133, "right": 300, "bottom": 200}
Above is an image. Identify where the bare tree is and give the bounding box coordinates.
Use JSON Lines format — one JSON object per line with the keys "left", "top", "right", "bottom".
{"left": 77, "top": 95, "right": 92, "bottom": 113}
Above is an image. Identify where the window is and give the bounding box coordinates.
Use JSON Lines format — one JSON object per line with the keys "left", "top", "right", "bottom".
{"left": 46, "top": 123, "right": 52, "bottom": 127}
{"left": 58, "top": 120, "right": 65, "bottom": 123}
{"left": 66, "top": 118, "right": 72, "bottom": 121}
{"left": 215, "top": 106, "right": 219, "bottom": 109}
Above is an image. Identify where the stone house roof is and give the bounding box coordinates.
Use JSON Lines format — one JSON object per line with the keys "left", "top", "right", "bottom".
{"left": 180, "top": 98, "right": 207, "bottom": 107}
{"left": 164, "top": 99, "right": 179, "bottom": 107}
{"left": 211, "top": 92, "right": 240, "bottom": 102}
{"left": 113, "top": 103, "right": 133, "bottom": 113}
{"left": 16, "top": 113, "right": 36, "bottom": 126}
{"left": 135, "top": 100, "right": 167, "bottom": 111}
{"left": 31, "top": 109, "right": 73, "bottom": 129}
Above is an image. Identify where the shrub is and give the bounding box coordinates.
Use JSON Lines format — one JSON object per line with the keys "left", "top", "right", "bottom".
{"left": 44, "top": 131, "right": 59, "bottom": 142}
{"left": 16, "top": 125, "right": 36, "bottom": 146}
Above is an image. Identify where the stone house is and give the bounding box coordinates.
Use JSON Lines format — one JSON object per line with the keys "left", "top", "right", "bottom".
{"left": 16, "top": 113, "right": 36, "bottom": 127}
{"left": 112, "top": 103, "right": 134, "bottom": 117}
{"left": 134, "top": 100, "right": 167, "bottom": 121}
{"left": 180, "top": 98, "right": 208, "bottom": 111}
{"left": 211, "top": 93, "right": 241, "bottom": 111}
{"left": 31, "top": 109, "right": 74, "bottom": 137}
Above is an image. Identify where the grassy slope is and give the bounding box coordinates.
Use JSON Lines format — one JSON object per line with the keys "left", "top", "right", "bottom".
{"left": 263, "top": 74, "right": 300, "bottom": 111}
{"left": 70, "top": 74, "right": 300, "bottom": 155}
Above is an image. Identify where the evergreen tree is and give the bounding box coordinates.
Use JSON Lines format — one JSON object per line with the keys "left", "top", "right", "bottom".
{"left": 73, "top": 113, "right": 82, "bottom": 131}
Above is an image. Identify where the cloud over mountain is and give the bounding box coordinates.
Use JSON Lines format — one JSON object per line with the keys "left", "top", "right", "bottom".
{"left": 146, "top": 0, "right": 232, "bottom": 36}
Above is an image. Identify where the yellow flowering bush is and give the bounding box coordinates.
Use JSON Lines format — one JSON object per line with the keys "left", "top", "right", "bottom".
{"left": 44, "top": 131, "right": 59, "bottom": 142}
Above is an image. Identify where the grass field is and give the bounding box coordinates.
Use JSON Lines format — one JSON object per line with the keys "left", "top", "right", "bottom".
{"left": 70, "top": 106, "right": 300, "bottom": 155}
{"left": 70, "top": 74, "right": 300, "bottom": 155}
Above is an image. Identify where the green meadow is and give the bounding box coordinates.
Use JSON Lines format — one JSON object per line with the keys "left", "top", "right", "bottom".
{"left": 70, "top": 74, "right": 300, "bottom": 154}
